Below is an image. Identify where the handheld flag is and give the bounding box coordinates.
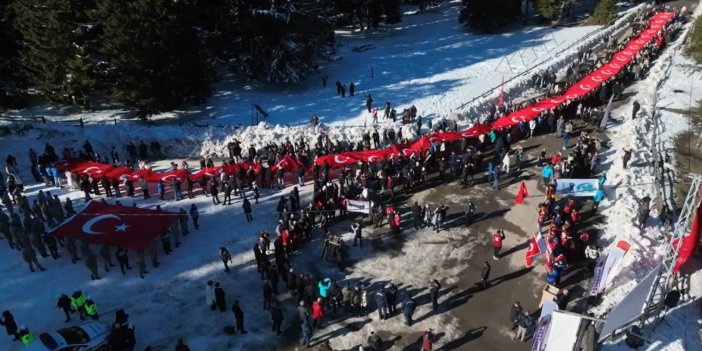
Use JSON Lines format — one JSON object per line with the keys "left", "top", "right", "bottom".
{"left": 525, "top": 235, "right": 542, "bottom": 267}
{"left": 515, "top": 181, "right": 529, "bottom": 204}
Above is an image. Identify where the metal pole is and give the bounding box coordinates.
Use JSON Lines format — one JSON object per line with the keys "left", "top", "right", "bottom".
{"left": 505, "top": 55, "right": 515, "bottom": 73}
{"left": 517, "top": 49, "right": 528, "bottom": 68}
{"left": 639, "top": 174, "right": 702, "bottom": 329}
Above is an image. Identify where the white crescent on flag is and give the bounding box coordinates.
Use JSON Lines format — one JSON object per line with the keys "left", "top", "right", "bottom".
{"left": 83, "top": 166, "right": 103, "bottom": 175}
{"left": 334, "top": 155, "right": 349, "bottom": 164}
{"left": 276, "top": 160, "right": 288, "bottom": 169}
{"left": 82, "top": 214, "right": 123, "bottom": 235}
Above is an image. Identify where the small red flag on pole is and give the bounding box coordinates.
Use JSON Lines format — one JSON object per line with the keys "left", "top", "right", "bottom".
{"left": 525, "top": 236, "right": 541, "bottom": 267}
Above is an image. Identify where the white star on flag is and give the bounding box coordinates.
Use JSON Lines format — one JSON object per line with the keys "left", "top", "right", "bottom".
{"left": 115, "top": 223, "right": 129, "bottom": 232}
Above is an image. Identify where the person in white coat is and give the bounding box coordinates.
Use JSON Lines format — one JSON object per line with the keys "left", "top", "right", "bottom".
{"left": 360, "top": 287, "right": 369, "bottom": 317}
{"left": 206, "top": 280, "right": 216, "bottom": 310}
{"left": 502, "top": 152, "right": 510, "bottom": 174}
{"left": 528, "top": 119, "right": 536, "bottom": 138}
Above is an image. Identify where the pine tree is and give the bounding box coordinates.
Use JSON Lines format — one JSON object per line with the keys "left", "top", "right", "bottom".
{"left": 383, "top": 0, "right": 402, "bottom": 24}
{"left": 536, "top": 0, "right": 561, "bottom": 22}
{"left": 221, "top": 0, "right": 334, "bottom": 84}
{"left": 688, "top": 15, "right": 702, "bottom": 63}
{"left": 459, "top": 0, "right": 522, "bottom": 31}
{"left": 593, "top": 0, "right": 616, "bottom": 25}
{"left": 11, "top": 0, "right": 98, "bottom": 107}
{"left": 0, "top": 0, "right": 28, "bottom": 107}
{"left": 94, "top": 0, "right": 211, "bottom": 118}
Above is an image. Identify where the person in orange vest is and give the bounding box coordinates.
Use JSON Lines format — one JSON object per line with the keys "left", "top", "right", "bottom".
{"left": 492, "top": 230, "right": 506, "bottom": 260}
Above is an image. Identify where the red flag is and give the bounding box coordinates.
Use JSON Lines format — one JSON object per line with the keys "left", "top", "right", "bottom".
{"left": 525, "top": 236, "right": 541, "bottom": 267}
{"left": 313, "top": 154, "right": 357, "bottom": 168}
{"left": 48, "top": 201, "right": 179, "bottom": 250}
{"left": 498, "top": 75, "right": 505, "bottom": 106}
{"left": 271, "top": 155, "right": 304, "bottom": 172}
{"left": 515, "top": 181, "right": 529, "bottom": 204}
{"left": 674, "top": 203, "right": 702, "bottom": 272}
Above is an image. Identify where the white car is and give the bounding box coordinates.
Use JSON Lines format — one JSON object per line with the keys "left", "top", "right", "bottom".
{"left": 24, "top": 321, "right": 111, "bottom": 351}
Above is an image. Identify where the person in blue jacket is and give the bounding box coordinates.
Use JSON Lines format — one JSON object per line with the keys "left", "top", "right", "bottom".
{"left": 542, "top": 164, "right": 554, "bottom": 186}
{"left": 157, "top": 180, "right": 165, "bottom": 200}
{"left": 48, "top": 166, "right": 61, "bottom": 188}
{"left": 593, "top": 188, "right": 605, "bottom": 211}
{"left": 318, "top": 278, "right": 331, "bottom": 305}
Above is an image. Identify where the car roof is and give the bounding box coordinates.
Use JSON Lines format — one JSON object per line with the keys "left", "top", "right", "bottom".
{"left": 78, "top": 321, "right": 110, "bottom": 339}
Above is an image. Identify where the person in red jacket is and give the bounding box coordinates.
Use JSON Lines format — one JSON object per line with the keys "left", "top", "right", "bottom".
{"left": 493, "top": 230, "right": 505, "bottom": 260}
{"left": 422, "top": 328, "right": 437, "bottom": 351}
{"left": 312, "top": 298, "right": 325, "bottom": 329}
{"left": 392, "top": 212, "right": 401, "bottom": 233}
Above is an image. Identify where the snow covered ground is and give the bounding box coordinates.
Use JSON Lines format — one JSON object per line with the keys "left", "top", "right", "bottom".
{"left": 2, "top": 1, "right": 701, "bottom": 351}
{"left": 590, "top": 2, "right": 702, "bottom": 350}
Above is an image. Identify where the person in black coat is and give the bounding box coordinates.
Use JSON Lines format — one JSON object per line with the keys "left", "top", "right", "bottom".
{"left": 231, "top": 301, "right": 247, "bottom": 334}
{"left": 214, "top": 283, "right": 226, "bottom": 312}
{"left": 412, "top": 202, "right": 421, "bottom": 229}
{"left": 115, "top": 247, "right": 132, "bottom": 274}
{"left": 430, "top": 279, "right": 441, "bottom": 310}
{"left": 243, "top": 197, "right": 253, "bottom": 222}
{"left": 56, "top": 294, "right": 72, "bottom": 322}
{"left": 175, "top": 339, "right": 190, "bottom": 351}
{"left": 0, "top": 310, "right": 19, "bottom": 340}
{"left": 481, "top": 261, "right": 491, "bottom": 289}
{"left": 220, "top": 247, "right": 232, "bottom": 273}
{"left": 270, "top": 303, "right": 284, "bottom": 335}
{"left": 510, "top": 301, "right": 523, "bottom": 329}
{"left": 384, "top": 283, "right": 398, "bottom": 315}
{"left": 262, "top": 281, "right": 273, "bottom": 310}
{"left": 401, "top": 295, "right": 417, "bottom": 326}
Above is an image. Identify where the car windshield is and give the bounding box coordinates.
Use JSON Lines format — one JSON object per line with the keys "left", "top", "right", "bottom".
{"left": 57, "top": 327, "right": 90, "bottom": 345}
{"left": 39, "top": 333, "right": 59, "bottom": 350}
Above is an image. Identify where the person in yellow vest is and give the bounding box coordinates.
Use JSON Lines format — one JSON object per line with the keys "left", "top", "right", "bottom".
{"left": 18, "top": 325, "right": 34, "bottom": 346}
{"left": 70, "top": 290, "right": 87, "bottom": 320}
{"left": 84, "top": 298, "right": 98, "bottom": 320}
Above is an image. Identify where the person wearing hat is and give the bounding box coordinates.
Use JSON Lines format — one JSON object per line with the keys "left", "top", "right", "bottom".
{"left": 18, "top": 325, "right": 34, "bottom": 346}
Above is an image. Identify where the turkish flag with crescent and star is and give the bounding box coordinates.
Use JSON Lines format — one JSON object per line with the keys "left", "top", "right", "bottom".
{"left": 48, "top": 201, "right": 179, "bottom": 250}
{"left": 271, "top": 155, "right": 305, "bottom": 172}
{"left": 525, "top": 235, "right": 542, "bottom": 267}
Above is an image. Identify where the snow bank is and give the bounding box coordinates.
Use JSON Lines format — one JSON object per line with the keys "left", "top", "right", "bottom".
{"left": 591, "top": 2, "right": 702, "bottom": 350}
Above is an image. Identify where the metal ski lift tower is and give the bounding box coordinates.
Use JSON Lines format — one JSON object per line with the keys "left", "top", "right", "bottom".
{"left": 640, "top": 174, "right": 702, "bottom": 328}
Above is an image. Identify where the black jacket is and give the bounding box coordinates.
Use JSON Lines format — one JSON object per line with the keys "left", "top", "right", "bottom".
{"left": 481, "top": 264, "right": 491, "bottom": 280}
{"left": 270, "top": 306, "right": 284, "bottom": 322}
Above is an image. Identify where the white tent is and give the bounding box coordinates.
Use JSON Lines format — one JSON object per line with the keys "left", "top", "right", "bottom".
{"left": 544, "top": 311, "right": 583, "bottom": 351}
